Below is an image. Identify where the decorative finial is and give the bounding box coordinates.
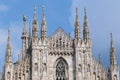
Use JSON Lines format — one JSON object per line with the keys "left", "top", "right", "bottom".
{"left": 42, "top": 5, "right": 45, "bottom": 17}
{"left": 7, "top": 28, "right": 11, "bottom": 49}
{"left": 34, "top": 5, "right": 36, "bottom": 13}
{"left": 33, "top": 5, "right": 37, "bottom": 23}
{"left": 110, "top": 33, "right": 112, "bottom": 40}
{"left": 84, "top": 7, "right": 87, "bottom": 20}
{"left": 41, "top": 5, "right": 46, "bottom": 25}
{"left": 76, "top": 7, "right": 78, "bottom": 15}
{"left": 75, "top": 7, "right": 80, "bottom": 25}
{"left": 76, "top": 7, "right": 79, "bottom": 19}
{"left": 8, "top": 28, "right": 10, "bottom": 35}
{"left": 110, "top": 33, "right": 114, "bottom": 48}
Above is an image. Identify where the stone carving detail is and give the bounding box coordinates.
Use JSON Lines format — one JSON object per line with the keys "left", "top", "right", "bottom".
{"left": 49, "top": 27, "right": 73, "bottom": 49}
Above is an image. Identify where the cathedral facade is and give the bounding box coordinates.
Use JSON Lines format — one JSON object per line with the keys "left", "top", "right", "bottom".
{"left": 2, "top": 6, "right": 119, "bottom": 80}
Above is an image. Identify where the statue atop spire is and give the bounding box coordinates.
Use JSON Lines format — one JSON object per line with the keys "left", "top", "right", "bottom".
{"left": 21, "top": 15, "right": 27, "bottom": 58}
{"left": 22, "top": 15, "right": 27, "bottom": 37}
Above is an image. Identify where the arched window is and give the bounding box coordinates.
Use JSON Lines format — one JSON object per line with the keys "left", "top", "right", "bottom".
{"left": 56, "top": 58, "right": 68, "bottom": 80}
{"left": 78, "top": 64, "right": 82, "bottom": 72}
{"left": 97, "top": 76, "right": 100, "bottom": 80}
{"left": 15, "top": 73, "right": 17, "bottom": 80}
{"left": 114, "top": 75, "right": 117, "bottom": 80}
{"left": 43, "top": 63, "right": 47, "bottom": 72}
{"left": 34, "top": 63, "right": 38, "bottom": 71}
{"left": 92, "top": 72, "right": 96, "bottom": 80}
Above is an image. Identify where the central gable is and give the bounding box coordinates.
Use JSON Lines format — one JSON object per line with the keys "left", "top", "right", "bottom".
{"left": 48, "top": 27, "right": 73, "bottom": 49}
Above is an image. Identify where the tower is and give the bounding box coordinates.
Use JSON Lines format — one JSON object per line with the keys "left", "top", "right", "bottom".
{"left": 4, "top": 29, "right": 13, "bottom": 80}
{"left": 109, "top": 33, "right": 119, "bottom": 80}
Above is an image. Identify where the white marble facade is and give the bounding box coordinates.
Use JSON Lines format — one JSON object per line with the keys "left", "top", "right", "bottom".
{"left": 2, "top": 6, "right": 119, "bottom": 80}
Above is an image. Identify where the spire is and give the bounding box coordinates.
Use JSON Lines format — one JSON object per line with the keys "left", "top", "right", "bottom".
{"left": 110, "top": 33, "right": 117, "bottom": 66}
{"left": 7, "top": 28, "right": 11, "bottom": 49}
{"left": 33, "top": 5, "right": 37, "bottom": 22}
{"left": 83, "top": 7, "right": 90, "bottom": 41}
{"left": 32, "top": 5, "right": 38, "bottom": 40}
{"left": 74, "top": 7, "right": 81, "bottom": 40}
{"left": 21, "top": 15, "right": 27, "bottom": 51}
{"left": 6, "top": 28, "right": 12, "bottom": 63}
{"left": 41, "top": 6, "right": 46, "bottom": 25}
{"left": 41, "top": 6, "right": 47, "bottom": 41}
{"left": 75, "top": 7, "right": 80, "bottom": 26}
{"left": 110, "top": 33, "right": 114, "bottom": 48}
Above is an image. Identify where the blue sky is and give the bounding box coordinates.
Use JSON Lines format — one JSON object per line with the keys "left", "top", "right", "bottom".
{"left": 0, "top": 0, "right": 120, "bottom": 73}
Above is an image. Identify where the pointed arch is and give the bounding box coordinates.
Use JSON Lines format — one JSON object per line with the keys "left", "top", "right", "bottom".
{"left": 7, "top": 72, "right": 11, "bottom": 79}
{"left": 114, "top": 75, "right": 117, "bottom": 80}
{"left": 54, "top": 57, "right": 69, "bottom": 80}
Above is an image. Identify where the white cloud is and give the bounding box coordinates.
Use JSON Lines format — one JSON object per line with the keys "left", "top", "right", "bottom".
{"left": 0, "top": 4, "right": 9, "bottom": 12}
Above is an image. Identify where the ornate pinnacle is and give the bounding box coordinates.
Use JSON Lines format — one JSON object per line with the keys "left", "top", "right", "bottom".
{"left": 41, "top": 5, "right": 46, "bottom": 25}
{"left": 110, "top": 33, "right": 114, "bottom": 48}
{"left": 42, "top": 5, "right": 45, "bottom": 18}
{"left": 75, "top": 7, "right": 80, "bottom": 26}
{"left": 84, "top": 7, "right": 87, "bottom": 20}
{"left": 7, "top": 28, "right": 11, "bottom": 49}
{"left": 33, "top": 5, "right": 37, "bottom": 21}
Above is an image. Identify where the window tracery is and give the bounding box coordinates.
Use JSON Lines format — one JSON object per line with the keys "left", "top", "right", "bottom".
{"left": 56, "top": 58, "right": 68, "bottom": 80}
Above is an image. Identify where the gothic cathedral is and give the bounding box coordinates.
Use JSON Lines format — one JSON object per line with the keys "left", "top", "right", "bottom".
{"left": 2, "top": 6, "right": 119, "bottom": 80}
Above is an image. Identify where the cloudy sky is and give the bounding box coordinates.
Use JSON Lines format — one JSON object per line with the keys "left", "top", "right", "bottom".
{"left": 0, "top": 0, "right": 120, "bottom": 73}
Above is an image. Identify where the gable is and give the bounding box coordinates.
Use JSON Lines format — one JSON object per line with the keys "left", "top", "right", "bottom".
{"left": 48, "top": 27, "right": 73, "bottom": 49}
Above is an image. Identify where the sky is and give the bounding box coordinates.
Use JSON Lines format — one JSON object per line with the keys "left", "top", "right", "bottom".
{"left": 0, "top": 0, "right": 120, "bottom": 74}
